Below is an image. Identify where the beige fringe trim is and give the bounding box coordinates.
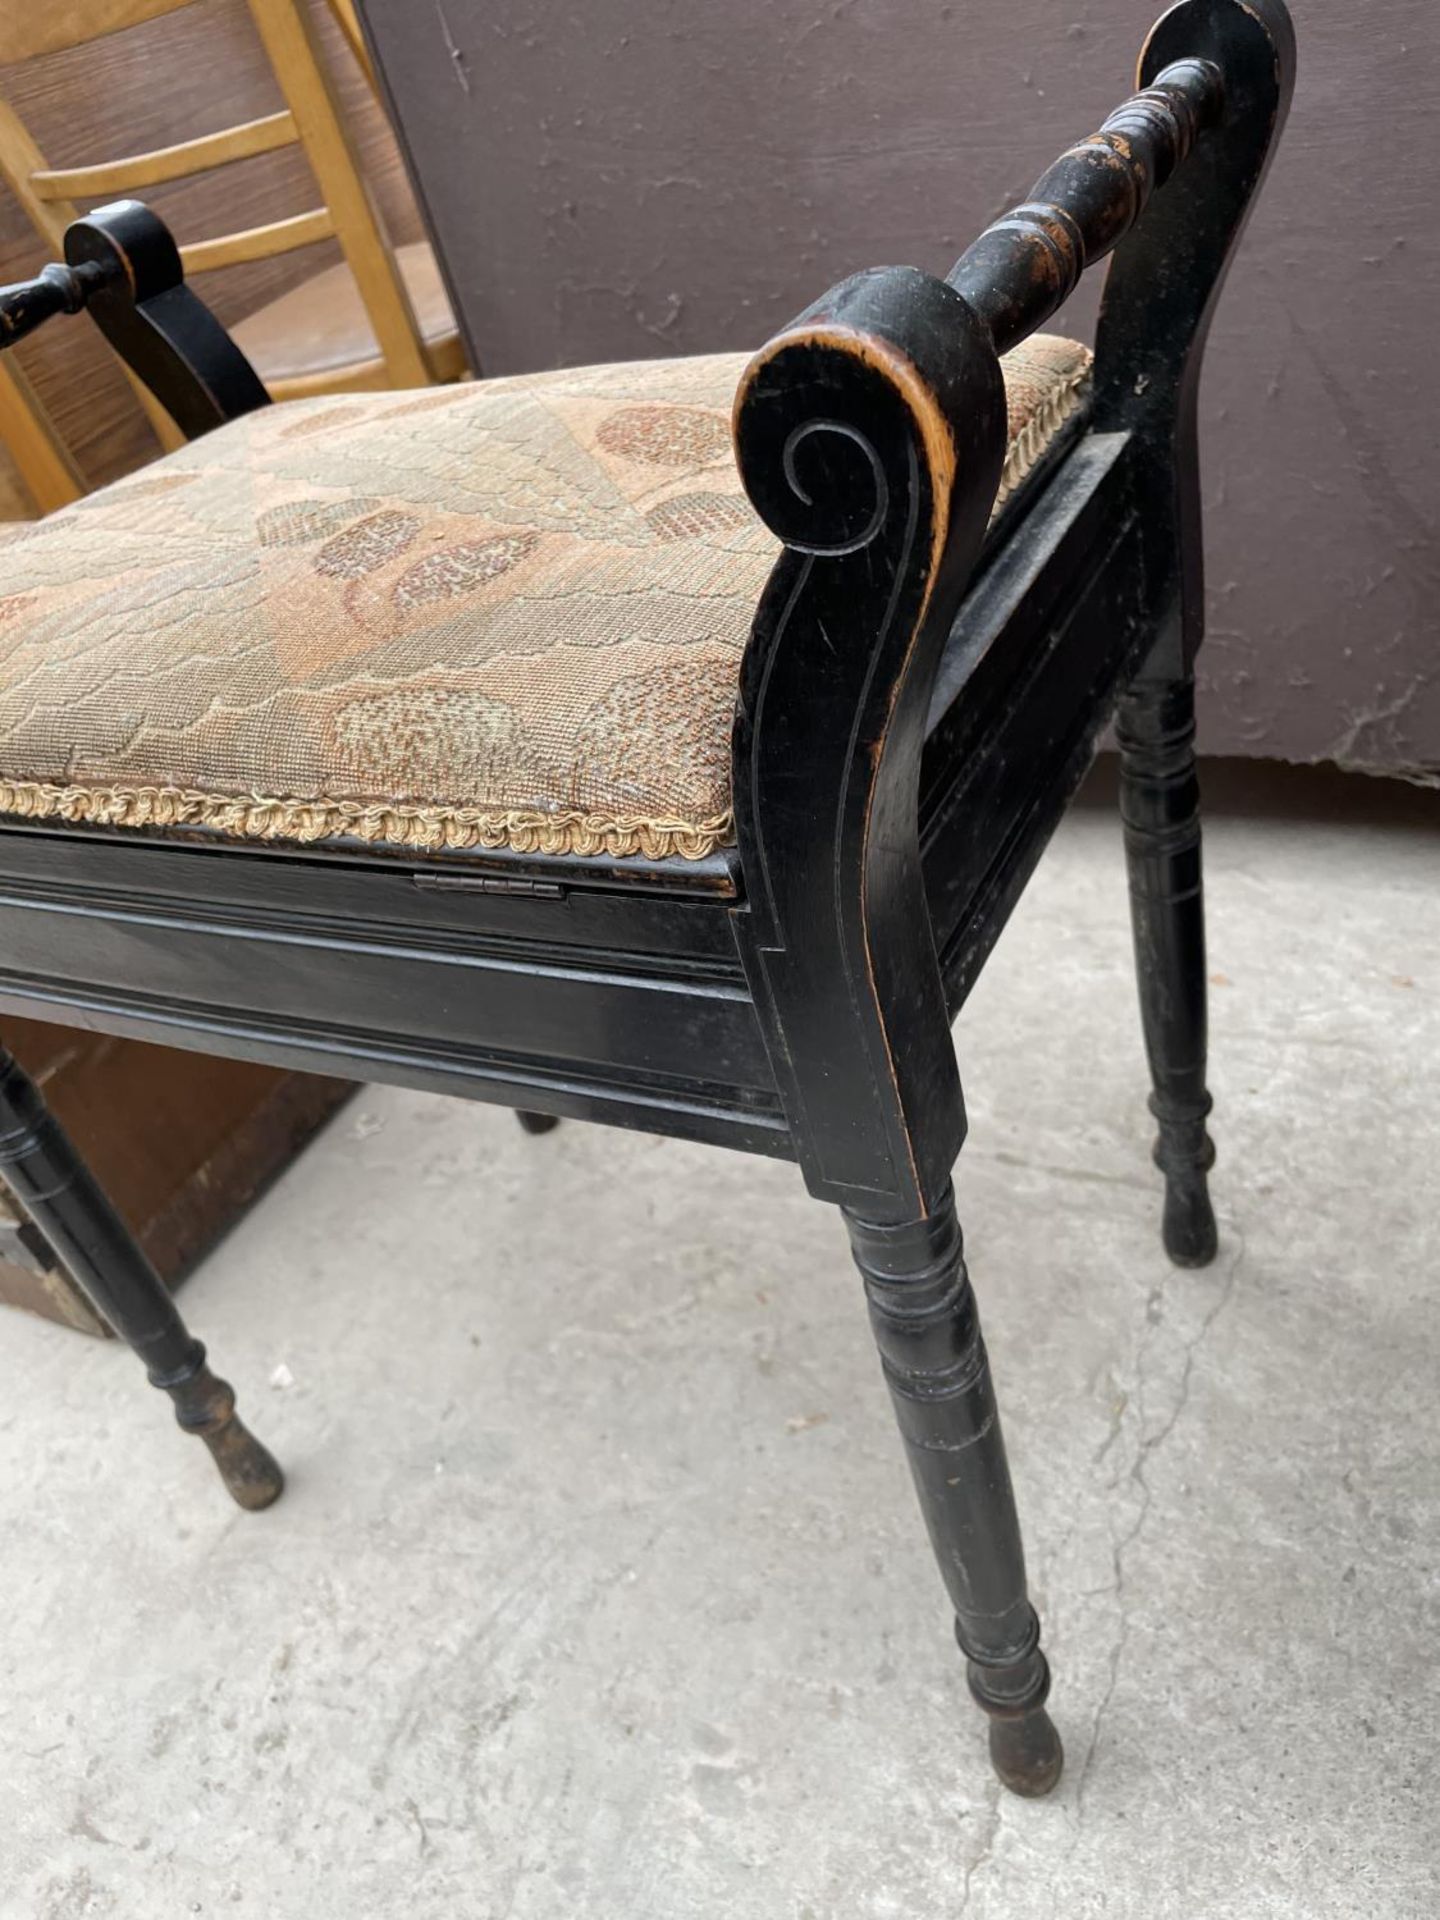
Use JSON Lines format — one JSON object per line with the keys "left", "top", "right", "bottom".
{"left": 994, "top": 356, "right": 1092, "bottom": 517}
{"left": 0, "top": 781, "right": 735, "bottom": 862}
{"left": 0, "top": 356, "right": 1090, "bottom": 865}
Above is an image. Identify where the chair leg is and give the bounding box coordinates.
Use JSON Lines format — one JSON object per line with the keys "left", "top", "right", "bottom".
{"left": 515, "top": 1111, "right": 559, "bottom": 1136}
{"left": 0, "top": 1042, "right": 282, "bottom": 1510}
{"left": 1116, "top": 673, "right": 1218, "bottom": 1268}
{"left": 845, "top": 1186, "right": 1062, "bottom": 1797}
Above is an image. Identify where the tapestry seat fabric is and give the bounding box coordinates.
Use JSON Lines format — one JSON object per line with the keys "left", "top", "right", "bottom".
{"left": 0, "top": 338, "right": 1091, "bottom": 861}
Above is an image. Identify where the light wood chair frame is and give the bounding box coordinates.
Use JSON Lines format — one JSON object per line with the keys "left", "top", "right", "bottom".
{"left": 0, "top": 0, "right": 451, "bottom": 488}
{"left": 0, "top": 352, "right": 83, "bottom": 509}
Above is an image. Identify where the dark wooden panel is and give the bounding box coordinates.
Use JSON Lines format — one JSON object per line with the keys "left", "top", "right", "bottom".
{"left": 0, "top": 828, "right": 743, "bottom": 964}
{"left": 928, "top": 532, "right": 1147, "bottom": 1012}
{"left": 917, "top": 433, "right": 1138, "bottom": 1000}
{"left": 0, "top": 887, "right": 772, "bottom": 1080}
{"left": 0, "top": 813, "right": 784, "bottom": 1153}
{"left": 0, "top": 967, "right": 790, "bottom": 1156}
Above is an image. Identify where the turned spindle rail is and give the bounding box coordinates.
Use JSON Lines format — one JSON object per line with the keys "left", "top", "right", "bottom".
{"left": 0, "top": 259, "right": 116, "bottom": 348}
{"left": 949, "top": 59, "right": 1226, "bottom": 354}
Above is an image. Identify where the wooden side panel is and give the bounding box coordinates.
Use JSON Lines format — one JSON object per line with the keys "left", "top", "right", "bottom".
{"left": 919, "top": 431, "right": 1139, "bottom": 1004}
{"left": 0, "top": 831, "right": 785, "bottom": 1155}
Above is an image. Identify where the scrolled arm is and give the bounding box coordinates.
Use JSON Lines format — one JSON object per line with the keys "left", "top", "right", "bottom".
{"left": 0, "top": 200, "right": 269, "bottom": 440}
{"left": 733, "top": 264, "right": 1009, "bottom": 613}
{"left": 729, "top": 266, "right": 1007, "bottom": 1215}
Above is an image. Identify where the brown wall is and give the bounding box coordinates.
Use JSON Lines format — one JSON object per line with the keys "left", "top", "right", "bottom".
{"left": 360, "top": 0, "right": 1439, "bottom": 775}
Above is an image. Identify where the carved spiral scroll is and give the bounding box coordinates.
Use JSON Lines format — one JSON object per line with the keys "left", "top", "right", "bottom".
{"left": 778, "top": 418, "right": 890, "bottom": 557}
{"left": 948, "top": 56, "right": 1225, "bottom": 355}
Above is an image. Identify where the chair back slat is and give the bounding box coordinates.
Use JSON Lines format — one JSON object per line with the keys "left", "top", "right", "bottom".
{"left": 31, "top": 110, "right": 299, "bottom": 202}
{"left": 0, "top": 98, "right": 72, "bottom": 250}
{"left": 179, "top": 204, "right": 334, "bottom": 274}
{"left": 0, "top": 354, "right": 84, "bottom": 512}
{"left": 0, "top": 0, "right": 192, "bottom": 67}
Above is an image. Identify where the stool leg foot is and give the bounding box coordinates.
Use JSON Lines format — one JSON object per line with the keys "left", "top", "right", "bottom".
{"left": 155, "top": 1348, "right": 285, "bottom": 1510}
{"left": 1157, "top": 1134, "right": 1218, "bottom": 1268}
{"left": 515, "top": 1110, "right": 560, "bottom": 1136}
{"left": 967, "top": 1632, "right": 1064, "bottom": 1797}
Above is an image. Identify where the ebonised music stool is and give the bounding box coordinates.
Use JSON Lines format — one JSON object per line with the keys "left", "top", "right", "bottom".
{"left": 0, "top": 0, "right": 1293, "bottom": 1799}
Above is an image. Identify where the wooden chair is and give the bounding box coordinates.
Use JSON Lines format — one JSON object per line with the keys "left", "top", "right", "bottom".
{"left": 0, "top": 353, "right": 83, "bottom": 510}
{"left": 0, "top": 0, "right": 464, "bottom": 462}
{"left": 0, "top": 0, "right": 1293, "bottom": 1800}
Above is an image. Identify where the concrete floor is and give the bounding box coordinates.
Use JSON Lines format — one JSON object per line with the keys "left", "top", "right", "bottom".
{"left": 1, "top": 771, "right": 1437, "bottom": 1919}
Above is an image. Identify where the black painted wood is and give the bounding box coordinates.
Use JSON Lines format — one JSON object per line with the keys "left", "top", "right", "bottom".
{"left": 0, "top": 200, "right": 271, "bottom": 438}
{"left": 730, "top": 262, "right": 1006, "bottom": 1220}
{"left": 0, "top": 0, "right": 1296, "bottom": 1801}
{"left": 919, "top": 432, "right": 1142, "bottom": 1009}
{"left": 1117, "top": 676, "right": 1217, "bottom": 1264}
{"left": 0, "top": 259, "right": 120, "bottom": 349}
{"left": 1094, "top": 0, "right": 1293, "bottom": 1258}
{"left": 949, "top": 57, "right": 1225, "bottom": 357}
{"left": 68, "top": 200, "right": 272, "bottom": 434}
{"left": 846, "top": 1188, "right": 1061, "bottom": 1796}
{"left": 1094, "top": 0, "right": 1297, "bottom": 681}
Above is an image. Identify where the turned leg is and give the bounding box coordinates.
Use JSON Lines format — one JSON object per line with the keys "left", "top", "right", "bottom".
{"left": 515, "top": 1111, "right": 559, "bottom": 1136}
{"left": 1116, "top": 673, "right": 1218, "bottom": 1268}
{"left": 0, "top": 1043, "right": 282, "bottom": 1510}
{"left": 846, "top": 1186, "right": 1061, "bottom": 1797}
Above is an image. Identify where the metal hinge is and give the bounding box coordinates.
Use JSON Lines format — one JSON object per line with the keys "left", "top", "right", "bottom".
{"left": 411, "top": 872, "right": 567, "bottom": 900}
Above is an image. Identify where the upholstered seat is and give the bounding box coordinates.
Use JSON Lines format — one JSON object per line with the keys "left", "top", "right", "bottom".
{"left": 0, "top": 338, "right": 1090, "bottom": 861}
